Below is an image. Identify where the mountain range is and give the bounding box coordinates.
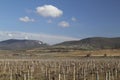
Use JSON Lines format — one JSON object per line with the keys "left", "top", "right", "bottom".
{"left": 0, "top": 39, "right": 47, "bottom": 50}
{"left": 55, "top": 37, "right": 120, "bottom": 50}
{"left": 0, "top": 37, "right": 120, "bottom": 50}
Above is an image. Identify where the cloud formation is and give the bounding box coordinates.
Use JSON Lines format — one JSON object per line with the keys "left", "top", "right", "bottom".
{"left": 19, "top": 16, "right": 35, "bottom": 22}
{"left": 58, "top": 21, "right": 70, "bottom": 28}
{"left": 8, "top": 33, "right": 13, "bottom": 37}
{"left": 71, "top": 17, "right": 77, "bottom": 22}
{"left": 36, "top": 5, "right": 63, "bottom": 18}
{"left": 0, "top": 31, "right": 78, "bottom": 44}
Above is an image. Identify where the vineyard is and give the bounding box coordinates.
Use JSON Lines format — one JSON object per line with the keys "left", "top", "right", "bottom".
{"left": 0, "top": 58, "right": 119, "bottom": 80}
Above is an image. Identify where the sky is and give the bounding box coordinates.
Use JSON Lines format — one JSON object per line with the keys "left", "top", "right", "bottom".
{"left": 0, "top": 0, "right": 120, "bottom": 44}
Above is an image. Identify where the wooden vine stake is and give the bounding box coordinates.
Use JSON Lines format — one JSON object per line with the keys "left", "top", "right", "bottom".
{"left": 59, "top": 73, "right": 61, "bottom": 80}
{"left": 73, "top": 64, "right": 76, "bottom": 80}
{"left": 105, "top": 72, "right": 108, "bottom": 80}
{"left": 96, "top": 71, "right": 99, "bottom": 80}
{"left": 10, "top": 69, "right": 13, "bottom": 80}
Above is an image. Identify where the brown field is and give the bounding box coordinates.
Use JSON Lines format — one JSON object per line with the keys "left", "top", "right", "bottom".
{"left": 0, "top": 49, "right": 119, "bottom": 80}
{"left": 0, "top": 58, "right": 119, "bottom": 80}
{"left": 53, "top": 49, "right": 120, "bottom": 58}
{"left": 0, "top": 49, "right": 119, "bottom": 59}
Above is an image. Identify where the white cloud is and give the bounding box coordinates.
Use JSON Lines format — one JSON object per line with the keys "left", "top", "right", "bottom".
{"left": 36, "top": 5, "right": 63, "bottom": 18}
{"left": 58, "top": 21, "right": 70, "bottom": 28}
{"left": 19, "top": 16, "right": 35, "bottom": 22}
{"left": 25, "top": 36, "right": 29, "bottom": 39}
{"left": 0, "top": 31, "right": 79, "bottom": 44}
{"left": 8, "top": 33, "right": 13, "bottom": 37}
{"left": 71, "top": 17, "right": 77, "bottom": 22}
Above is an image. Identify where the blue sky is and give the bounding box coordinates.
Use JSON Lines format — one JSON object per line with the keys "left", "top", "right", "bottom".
{"left": 0, "top": 0, "right": 120, "bottom": 44}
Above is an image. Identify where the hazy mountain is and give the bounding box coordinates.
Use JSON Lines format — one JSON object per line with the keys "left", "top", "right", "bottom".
{"left": 0, "top": 39, "right": 48, "bottom": 50}
{"left": 55, "top": 37, "right": 120, "bottom": 50}
{"left": 0, "top": 37, "right": 120, "bottom": 50}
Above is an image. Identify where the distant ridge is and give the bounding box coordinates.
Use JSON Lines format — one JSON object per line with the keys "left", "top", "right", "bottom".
{"left": 0, "top": 39, "right": 48, "bottom": 50}
{"left": 0, "top": 37, "right": 120, "bottom": 50}
{"left": 55, "top": 37, "right": 120, "bottom": 50}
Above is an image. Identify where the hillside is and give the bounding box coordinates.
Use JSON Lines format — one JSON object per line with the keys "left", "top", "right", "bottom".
{"left": 0, "top": 37, "right": 120, "bottom": 50}
{"left": 55, "top": 37, "right": 120, "bottom": 50}
{"left": 0, "top": 39, "right": 48, "bottom": 50}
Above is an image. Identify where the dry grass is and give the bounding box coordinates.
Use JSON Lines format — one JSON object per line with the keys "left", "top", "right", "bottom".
{"left": 0, "top": 49, "right": 119, "bottom": 80}
{"left": 0, "top": 49, "right": 119, "bottom": 59}
{"left": 53, "top": 49, "right": 120, "bottom": 57}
